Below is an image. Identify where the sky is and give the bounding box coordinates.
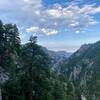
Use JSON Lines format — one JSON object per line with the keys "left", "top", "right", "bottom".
{"left": 0, "top": 0, "right": 100, "bottom": 52}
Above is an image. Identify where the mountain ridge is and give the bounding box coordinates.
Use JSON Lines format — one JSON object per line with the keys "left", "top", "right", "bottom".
{"left": 61, "top": 40, "right": 100, "bottom": 100}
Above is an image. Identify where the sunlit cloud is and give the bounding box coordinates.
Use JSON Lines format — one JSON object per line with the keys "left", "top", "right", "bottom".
{"left": 0, "top": 0, "right": 100, "bottom": 36}
{"left": 25, "top": 2, "right": 100, "bottom": 35}
{"left": 26, "top": 26, "right": 40, "bottom": 33}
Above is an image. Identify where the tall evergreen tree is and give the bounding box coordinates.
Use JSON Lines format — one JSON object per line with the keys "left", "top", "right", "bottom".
{"left": 0, "top": 21, "right": 21, "bottom": 100}
{"left": 0, "top": 20, "right": 79, "bottom": 100}
{"left": 20, "top": 35, "right": 52, "bottom": 100}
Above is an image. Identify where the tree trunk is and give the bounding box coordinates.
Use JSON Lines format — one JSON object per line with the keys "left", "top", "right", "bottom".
{"left": 29, "top": 93, "right": 33, "bottom": 100}
{"left": 24, "top": 92, "right": 33, "bottom": 100}
{"left": 0, "top": 88, "right": 2, "bottom": 100}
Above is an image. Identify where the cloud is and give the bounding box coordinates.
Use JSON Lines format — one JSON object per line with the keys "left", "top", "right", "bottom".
{"left": 75, "top": 30, "right": 80, "bottom": 34}
{"left": 41, "top": 28, "right": 58, "bottom": 35}
{"left": 27, "top": 27, "right": 58, "bottom": 35}
{"left": 26, "top": 2, "right": 100, "bottom": 35}
{"left": 45, "top": 9, "right": 62, "bottom": 18}
{"left": 26, "top": 26, "right": 40, "bottom": 33}
{"left": 80, "top": 4, "right": 100, "bottom": 14}
{"left": 0, "top": 0, "right": 100, "bottom": 36}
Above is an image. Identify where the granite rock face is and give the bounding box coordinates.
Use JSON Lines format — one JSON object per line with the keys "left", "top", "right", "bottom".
{"left": 61, "top": 40, "right": 100, "bottom": 99}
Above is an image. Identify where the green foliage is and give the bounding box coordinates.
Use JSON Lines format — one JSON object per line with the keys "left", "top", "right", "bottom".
{"left": 61, "top": 41, "right": 100, "bottom": 100}
{"left": 0, "top": 20, "right": 79, "bottom": 100}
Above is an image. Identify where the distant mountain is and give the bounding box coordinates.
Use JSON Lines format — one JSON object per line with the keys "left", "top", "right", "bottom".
{"left": 62, "top": 40, "right": 100, "bottom": 100}
{"left": 42, "top": 47, "right": 72, "bottom": 71}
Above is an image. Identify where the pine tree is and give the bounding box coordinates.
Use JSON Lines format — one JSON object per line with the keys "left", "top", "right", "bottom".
{"left": 20, "top": 35, "right": 52, "bottom": 100}
{"left": 0, "top": 21, "right": 21, "bottom": 100}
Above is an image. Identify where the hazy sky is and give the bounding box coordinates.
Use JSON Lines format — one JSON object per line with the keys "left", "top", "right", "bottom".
{"left": 0, "top": 0, "right": 100, "bottom": 52}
